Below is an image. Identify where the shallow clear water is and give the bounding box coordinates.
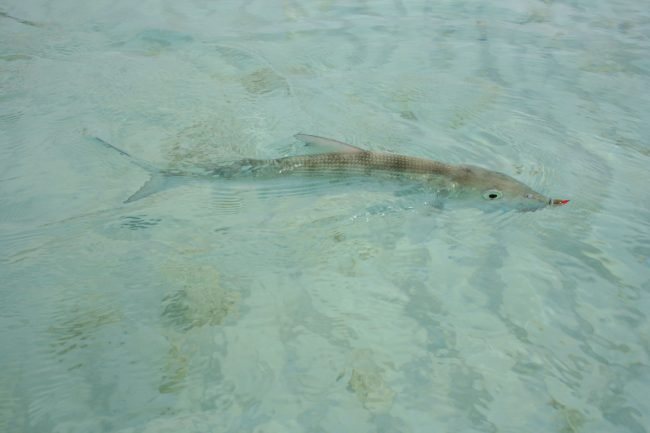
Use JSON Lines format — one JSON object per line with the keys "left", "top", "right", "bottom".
{"left": 1, "top": 1, "right": 649, "bottom": 432}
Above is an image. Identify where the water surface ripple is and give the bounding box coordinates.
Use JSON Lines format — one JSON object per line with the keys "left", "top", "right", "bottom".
{"left": 1, "top": 1, "right": 649, "bottom": 432}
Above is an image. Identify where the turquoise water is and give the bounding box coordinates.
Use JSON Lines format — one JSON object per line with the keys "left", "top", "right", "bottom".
{"left": 1, "top": 1, "right": 649, "bottom": 432}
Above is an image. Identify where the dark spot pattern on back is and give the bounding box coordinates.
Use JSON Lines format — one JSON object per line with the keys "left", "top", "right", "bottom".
{"left": 269, "top": 151, "right": 453, "bottom": 177}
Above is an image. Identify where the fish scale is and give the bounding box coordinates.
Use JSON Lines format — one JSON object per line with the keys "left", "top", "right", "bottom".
{"left": 236, "top": 152, "right": 453, "bottom": 177}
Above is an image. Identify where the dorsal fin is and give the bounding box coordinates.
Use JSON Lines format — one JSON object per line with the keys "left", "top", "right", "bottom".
{"left": 294, "top": 133, "right": 366, "bottom": 154}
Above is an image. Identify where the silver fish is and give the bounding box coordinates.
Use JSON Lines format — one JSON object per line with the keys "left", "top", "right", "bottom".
{"left": 93, "top": 133, "right": 568, "bottom": 211}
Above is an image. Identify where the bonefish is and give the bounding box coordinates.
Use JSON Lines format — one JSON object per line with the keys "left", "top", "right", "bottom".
{"left": 92, "top": 133, "right": 568, "bottom": 211}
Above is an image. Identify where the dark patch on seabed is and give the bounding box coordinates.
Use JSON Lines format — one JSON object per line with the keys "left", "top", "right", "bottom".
{"left": 120, "top": 215, "right": 162, "bottom": 231}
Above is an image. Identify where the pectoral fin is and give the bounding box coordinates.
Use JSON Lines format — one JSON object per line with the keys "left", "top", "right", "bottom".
{"left": 294, "top": 133, "right": 366, "bottom": 154}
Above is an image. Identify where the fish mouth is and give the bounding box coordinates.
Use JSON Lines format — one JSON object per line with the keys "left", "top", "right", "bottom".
{"left": 519, "top": 197, "right": 569, "bottom": 212}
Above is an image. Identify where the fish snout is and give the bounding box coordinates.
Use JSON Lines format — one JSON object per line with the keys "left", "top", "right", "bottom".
{"left": 517, "top": 192, "right": 568, "bottom": 211}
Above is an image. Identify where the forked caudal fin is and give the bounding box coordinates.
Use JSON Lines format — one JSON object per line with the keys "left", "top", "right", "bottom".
{"left": 89, "top": 136, "right": 177, "bottom": 203}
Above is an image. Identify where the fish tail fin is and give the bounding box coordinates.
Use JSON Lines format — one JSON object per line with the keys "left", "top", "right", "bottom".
{"left": 88, "top": 136, "right": 178, "bottom": 203}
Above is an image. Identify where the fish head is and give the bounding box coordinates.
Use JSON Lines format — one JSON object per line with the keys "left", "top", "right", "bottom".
{"left": 451, "top": 165, "right": 569, "bottom": 211}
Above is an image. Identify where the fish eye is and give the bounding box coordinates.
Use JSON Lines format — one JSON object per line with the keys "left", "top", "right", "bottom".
{"left": 482, "top": 189, "right": 502, "bottom": 200}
